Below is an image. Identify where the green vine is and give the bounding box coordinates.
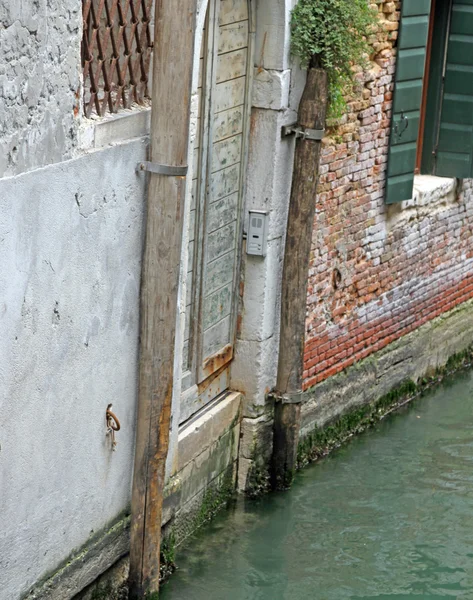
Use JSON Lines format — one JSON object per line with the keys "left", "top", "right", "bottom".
{"left": 291, "top": 0, "right": 379, "bottom": 118}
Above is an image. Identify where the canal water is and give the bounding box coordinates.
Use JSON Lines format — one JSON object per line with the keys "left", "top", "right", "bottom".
{"left": 161, "top": 371, "right": 473, "bottom": 599}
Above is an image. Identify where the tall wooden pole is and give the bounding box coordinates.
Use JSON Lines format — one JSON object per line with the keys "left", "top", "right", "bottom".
{"left": 129, "top": 1, "right": 197, "bottom": 597}
{"left": 272, "top": 67, "right": 328, "bottom": 490}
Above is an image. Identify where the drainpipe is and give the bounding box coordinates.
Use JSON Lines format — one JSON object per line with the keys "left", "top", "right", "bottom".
{"left": 128, "top": 1, "right": 198, "bottom": 598}
{"left": 271, "top": 67, "right": 328, "bottom": 490}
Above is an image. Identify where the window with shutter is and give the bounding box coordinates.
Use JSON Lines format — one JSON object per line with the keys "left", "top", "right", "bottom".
{"left": 424, "top": 0, "right": 473, "bottom": 178}
{"left": 386, "top": 0, "right": 473, "bottom": 203}
{"left": 385, "top": 0, "right": 432, "bottom": 205}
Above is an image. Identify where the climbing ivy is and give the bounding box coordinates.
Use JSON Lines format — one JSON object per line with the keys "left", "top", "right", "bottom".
{"left": 291, "top": 0, "right": 378, "bottom": 117}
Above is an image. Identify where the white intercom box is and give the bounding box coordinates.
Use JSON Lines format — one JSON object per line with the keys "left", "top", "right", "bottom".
{"left": 247, "top": 210, "right": 268, "bottom": 257}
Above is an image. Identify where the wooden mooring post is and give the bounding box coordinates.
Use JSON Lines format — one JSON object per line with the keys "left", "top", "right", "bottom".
{"left": 272, "top": 67, "right": 328, "bottom": 490}
{"left": 128, "top": 1, "right": 198, "bottom": 597}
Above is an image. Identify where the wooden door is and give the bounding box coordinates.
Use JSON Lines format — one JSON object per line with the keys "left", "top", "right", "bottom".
{"left": 180, "top": 0, "right": 251, "bottom": 423}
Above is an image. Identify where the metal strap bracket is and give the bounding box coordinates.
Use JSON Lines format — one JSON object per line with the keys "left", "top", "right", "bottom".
{"left": 269, "top": 390, "right": 305, "bottom": 405}
{"left": 282, "top": 123, "right": 325, "bottom": 141}
{"left": 137, "top": 161, "right": 188, "bottom": 177}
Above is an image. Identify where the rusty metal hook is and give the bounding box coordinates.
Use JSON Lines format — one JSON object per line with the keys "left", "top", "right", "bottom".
{"left": 106, "top": 404, "right": 121, "bottom": 451}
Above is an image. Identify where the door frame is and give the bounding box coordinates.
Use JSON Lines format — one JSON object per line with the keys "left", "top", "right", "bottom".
{"left": 179, "top": 0, "right": 255, "bottom": 425}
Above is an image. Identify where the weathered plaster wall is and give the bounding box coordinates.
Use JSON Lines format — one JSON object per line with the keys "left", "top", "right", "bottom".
{"left": 303, "top": 1, "right": 473, "bottom": 391}
{"left": 0, "top": 139, "right": 147, "bottom": 600}
{"left": 0, "top": 1, "right": 82, "bottom": 177}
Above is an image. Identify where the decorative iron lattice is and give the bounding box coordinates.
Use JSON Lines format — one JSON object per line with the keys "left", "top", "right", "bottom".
{"left": 82, "top": 0, "right": 154, "bottom": 117}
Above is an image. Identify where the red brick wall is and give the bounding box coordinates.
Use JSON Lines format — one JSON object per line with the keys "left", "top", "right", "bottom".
{"left": 303, "top": 0, "right": 473, "bottom": 391}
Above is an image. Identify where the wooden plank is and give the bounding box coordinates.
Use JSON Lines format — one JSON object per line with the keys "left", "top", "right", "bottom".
{"left": 207, "top": 192, "right": 239, "bottom": 233}
{"left": 192, "top": 146, "right": 199, "bottom": 173}
{"left": 203, "top": 314, "right": 232, "bottom": 356}
{"left": 188, "top": 209, "right": 196, "bottom": 242}
{"left": 219, "top": 0, "right": 248, "bottom": 26}
{"left": 184, "top": 305, "right": 191, "bottom": 342}
{"left": 198, "top": 57, "right": 204, "bottom": 87}
{"left": 207, "top": 221, "right": 237, "bottom": 263}
{"left": 191, "top": 179, "right": 197, "bottom": 210}
{"left": 188, "top": 240, "right": 195, "bottom": 270}
{"left": 272, "top": 69, "right": 328, "bottom": 490}
{"left": 129, "top": 0, "right": 198, "bottom": 597}
{"left": 179, "top": 367, "right": 230, "bottom": 424}
{"left": 214, "top": 77, "right": 246, "bottom": 113}
{"left": 211, "top": 134, "right": 242, "bottom": 172}
{"left": 182, "top": 340, "right": 189, "bottom": 369}
{"left": 209, "top": 163, "right": 240, "bottom": 200}
{"left": 218, "top": 20, "right": 249, "bottom": 54}
{"left": 203, "top": 283, "right": 232, "bottom": 329}
{"left": 277, "top": 68, "right": 328, "bottom": 394}
{"left": 213, "top": 106, "right": 244, "bottom": 142}
{"left": 186, "top": 269, "right": 194, "bottom": 305}
{"left": 216, "top": 48, "right": 247, "bottom": 83}
{"left": 205, "top": 251, "right": 235, "bottom": 296}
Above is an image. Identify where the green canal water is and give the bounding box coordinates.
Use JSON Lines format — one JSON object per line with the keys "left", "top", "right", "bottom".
{"left": 161, "top": 371, "right": 473, "bottom": 599}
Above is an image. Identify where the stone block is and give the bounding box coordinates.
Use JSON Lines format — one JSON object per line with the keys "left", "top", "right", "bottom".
{"left": 252, "top": 68, "right": 291, "bottom": 110}
{"left": 177, "top": 392, "right": 242, "bottom": 472}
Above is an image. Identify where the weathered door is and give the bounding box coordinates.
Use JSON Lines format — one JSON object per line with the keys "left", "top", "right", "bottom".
{"left": 180, "top": 0, "right": 252, "bottom": 423}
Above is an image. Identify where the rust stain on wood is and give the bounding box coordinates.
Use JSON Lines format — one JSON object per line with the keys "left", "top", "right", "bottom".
{"left": 202, "top": 343, "right": 233, "bottom": 378}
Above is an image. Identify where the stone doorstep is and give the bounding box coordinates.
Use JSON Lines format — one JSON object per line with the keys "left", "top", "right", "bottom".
{"left": 175, "top": 391, "right": 242, "bottom": 473}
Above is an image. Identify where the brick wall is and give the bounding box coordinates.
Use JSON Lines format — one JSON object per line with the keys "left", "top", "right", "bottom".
{"left": 303, "top": 0, "right": 473, "bottom": 391}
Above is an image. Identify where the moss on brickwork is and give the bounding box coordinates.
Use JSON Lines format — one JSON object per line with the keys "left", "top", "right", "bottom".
{"left": 298, "top": 346, "right": 473, "bottom": 469}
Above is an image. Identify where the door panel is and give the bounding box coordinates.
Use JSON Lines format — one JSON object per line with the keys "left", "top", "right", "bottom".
{"left": 198, "top": 0, "right": 249, "bottom": 384}
{"left": 181, "top": 0, "right": 250, "bottom": 420}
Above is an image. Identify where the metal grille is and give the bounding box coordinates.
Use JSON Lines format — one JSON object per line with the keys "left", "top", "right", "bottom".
{"left": 82, "top": 0, "right": 154, "bottom": 117}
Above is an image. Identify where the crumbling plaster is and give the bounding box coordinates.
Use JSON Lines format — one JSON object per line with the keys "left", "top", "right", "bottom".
{"left": 0, "top": 1, "right": 82, "bottom": 178}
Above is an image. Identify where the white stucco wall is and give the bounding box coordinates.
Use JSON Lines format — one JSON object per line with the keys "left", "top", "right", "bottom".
{"left": 0, "top": 139, "right": 147, "bottom": 600}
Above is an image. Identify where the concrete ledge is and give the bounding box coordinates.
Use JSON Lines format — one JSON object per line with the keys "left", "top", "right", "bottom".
{"left": 78, "top": 108, "right": 151, "bottom": 151}
{"left": 176, "top": 392, "right": 242, "bottom": 472}
{"left": 300, "top": 298, "right": 473, "bottom": 436}
{"left": 23, "top": 516, "right": 130, "bottom": 600}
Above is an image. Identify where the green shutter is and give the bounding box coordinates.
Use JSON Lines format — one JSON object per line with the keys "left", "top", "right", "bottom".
{"left": 385, "top": 0, "right": 432, "bottom": 204}
{"left": 435, "top": 0, "right": 473, "bottom": 178}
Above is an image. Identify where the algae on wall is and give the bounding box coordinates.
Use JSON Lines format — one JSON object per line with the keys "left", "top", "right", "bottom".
{"left": 297, "top": 347, "right": 473, "bottom": 469}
